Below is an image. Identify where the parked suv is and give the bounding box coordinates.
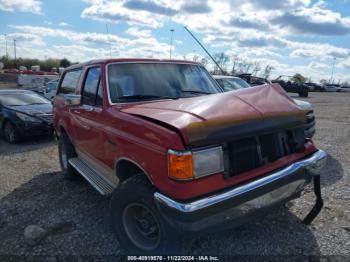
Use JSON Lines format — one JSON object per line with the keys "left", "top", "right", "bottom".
{"left": 53, "top": 59, "right": 327, "bottom": 253}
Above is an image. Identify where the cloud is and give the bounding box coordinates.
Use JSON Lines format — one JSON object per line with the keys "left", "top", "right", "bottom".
{"left": 58, "top": 22, "right": 69, "bottom": 27}
{"left": 337, "top": 59, "right": 350, "bottom": 69}
{"left": 3, "top": 0, "right": 349, "bottom": 83}
{"left": 126, "top": 27, "right": 152, "bottom": 38}
{"left": 288, "top": 43, "right": 350, "bottom": 59}
{"left": 180, "top": 0, "right": 212, "bottom": 14}
{"left": 237, "top": 33, "right": 287, "bottom": 48}
{"left": 81, "top": 1, "right": 163, "bottom": 28}
{"left": 10, "top": 25, "right": 130, "bottom": 45}
{"left": 270, "top": 4, "right": 350, "bottom": 35}
{"left": 248, "top": 0, "right": 310, "bottom": 10}
{"left": 228, "top": 16, "right": 269, "bottom": 31}
{"left": 5, "top": 33, "right": 45, "bottom": 46}
{"left": 123, "top": 0, "right": 177, "bottom": 16}
{"left": 0, "top": 0, "right": 42, "bottom": 14}
{"left": 9, "top": 25, "right": 171, "bottom": 59}
{"left": 308, "top": 61, "right": 328, "bottom": 70}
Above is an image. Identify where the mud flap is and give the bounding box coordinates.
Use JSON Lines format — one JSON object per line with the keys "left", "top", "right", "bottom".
{"left": 302, "top": 175, "right": 323, "bottom": 225}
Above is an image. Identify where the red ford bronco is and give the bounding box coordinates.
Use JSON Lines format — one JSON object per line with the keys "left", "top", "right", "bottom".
{"left": 53, "top": 59, "right": 327, "bottom": 253}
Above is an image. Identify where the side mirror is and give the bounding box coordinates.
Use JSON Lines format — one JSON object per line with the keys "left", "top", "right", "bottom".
{"left": 63, "top": 94, "right": 81, "bottom": 107}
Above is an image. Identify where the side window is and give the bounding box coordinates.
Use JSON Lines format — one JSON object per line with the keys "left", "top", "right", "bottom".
{"left": 82, "top": 67, "right": 102, "bottom": 106}
{"left": 58, "top": 69, "right": 82, "bottom": 95}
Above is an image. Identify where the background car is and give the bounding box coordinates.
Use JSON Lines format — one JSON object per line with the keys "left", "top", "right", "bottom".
{"left": 305, "top": 82, "right": 324, "bottom": 92}
{"left": 272, "top": 79, "right": 309, "bottom": 97}
{"left": 0, "top": 90, "right": 53, "bottom": 143}
{"left": 323, "top": 84, "right": 341, "bottom": 92}
{"left": 238, "top": 73, "right": 270, "bottom": 86}
{"left": 213, "top": 75, "right": 251, "bottom": 91}
{"left": 43, "top": 79, "right": 59, "bottom": 99}
{"left": 340, "top": 85, "right": 350, "bottom": 92}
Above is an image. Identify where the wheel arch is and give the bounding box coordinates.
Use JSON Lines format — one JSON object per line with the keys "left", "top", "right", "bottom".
{"left": 115, "top": 157, "right": 154, "bottom": 185}
{"left": 58, "top": 125, "right": 74, "bottom": 143}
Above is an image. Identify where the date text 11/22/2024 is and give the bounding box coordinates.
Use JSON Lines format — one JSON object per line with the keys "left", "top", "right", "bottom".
{"left": 127, "top": 256, "right": 219, "bottom": 261}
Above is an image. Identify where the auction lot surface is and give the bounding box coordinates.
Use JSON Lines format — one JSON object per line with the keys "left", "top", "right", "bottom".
{"left": 0, "top": 92, "right": 349, "bottom": 257}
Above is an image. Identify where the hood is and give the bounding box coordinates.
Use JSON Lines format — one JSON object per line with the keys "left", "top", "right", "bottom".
{"left": 7, "top": 103, "right": 53, "bottom": 116}
{"left": 121, "top": 84, "right": 306, "bottom": 146}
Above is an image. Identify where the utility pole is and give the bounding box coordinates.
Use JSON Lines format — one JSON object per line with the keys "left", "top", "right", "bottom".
{"left": 330, "top": 57, "right": 336, "bottom": 84}
{"left": 105, "top": 24, "right": 112, "bottom": 57}
{"left": 169, "top": 29, "right": 174, "bottom": 59}
{"left": 13, "top": 39, "right": 16, "bottom": 60}
{"left": 4, "top": 34, "right": 8, "bottom": 57}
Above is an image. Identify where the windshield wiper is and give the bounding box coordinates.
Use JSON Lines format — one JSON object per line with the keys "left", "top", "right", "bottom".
{"left": 118, "top": 95, "right": 178, "bottom": 100}
{"left": 182, "top": 90, "right": 213, "bottom": 95}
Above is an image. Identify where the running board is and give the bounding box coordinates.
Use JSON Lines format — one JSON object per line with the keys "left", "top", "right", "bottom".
{"left": 69, "top": 157, "right": 115, "bottom": 195}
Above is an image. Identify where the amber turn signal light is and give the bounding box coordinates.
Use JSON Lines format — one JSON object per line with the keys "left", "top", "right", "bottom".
{"left": 168, "top": 150, "right": 194, "bottom": 180}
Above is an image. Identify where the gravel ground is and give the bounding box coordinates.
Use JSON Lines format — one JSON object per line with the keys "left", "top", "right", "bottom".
{"left": 0, "top": 92, "right": 349, "bottom": 259}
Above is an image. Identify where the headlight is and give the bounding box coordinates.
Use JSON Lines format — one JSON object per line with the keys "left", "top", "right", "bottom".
{"left": 193, "top": 147, "right": 224, "bottom": 178}
{"left": 293, "top": 99, "right": 313, "bottom": 111}
{"left": 15, "top": 112, "right": 41, "bottom": 123}
{"left": 168, "top": 147, "right": 224, "bottom": 180}
{"left": 294, "top": 99, "right": 315, "bottom": 138}
{"left": 305, "top": 110, "right": 315, "bottom": 138}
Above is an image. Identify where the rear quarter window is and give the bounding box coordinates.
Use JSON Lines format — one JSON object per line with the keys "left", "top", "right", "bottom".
{"left": 58, "top": 69, "right": 82, "bottom": 95}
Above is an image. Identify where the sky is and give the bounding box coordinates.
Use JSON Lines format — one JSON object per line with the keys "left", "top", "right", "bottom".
{"left": 0, "top": 0, "right": 349, "bottom": 83}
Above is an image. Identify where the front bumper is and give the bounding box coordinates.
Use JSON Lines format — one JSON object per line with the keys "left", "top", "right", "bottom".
{"left": 154, "top": 150, "right": 327, "bottom": 232}
{"left": 16, "top": 121, "right": 53, "bottom": 136}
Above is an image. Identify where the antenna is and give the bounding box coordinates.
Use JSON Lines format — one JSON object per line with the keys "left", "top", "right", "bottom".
{"left": 184, "top": 26, "right": 225, "bottom": 74}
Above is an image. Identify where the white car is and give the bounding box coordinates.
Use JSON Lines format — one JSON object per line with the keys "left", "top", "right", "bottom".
{"left": 323, "top": 84, "right": 341, "bottom": 92}
{"left": 213, "top": 75, "right": 251, "bottom": 91}
{"left": 44, "top": 79, "right": 59, "bottom": 99}
{"left": 340, "top": 85, "right": 350, "bottom": 92}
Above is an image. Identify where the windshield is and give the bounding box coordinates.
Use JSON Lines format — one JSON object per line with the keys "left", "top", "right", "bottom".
{"left": 0, "top": 92, "right": 50, "bottom": 106}
{"left": 219, "top": 78, "right": 251, "bottom": 91}
{"left": 108, "top": 63, "right": 221, "bottom": 102}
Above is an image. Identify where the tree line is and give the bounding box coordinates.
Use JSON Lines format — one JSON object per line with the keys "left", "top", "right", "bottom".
{"left": 0, "top": 56, "right": 73, "bottom": 71}
{"left": 190, "top": 52, "right": 276, "bottom": 79}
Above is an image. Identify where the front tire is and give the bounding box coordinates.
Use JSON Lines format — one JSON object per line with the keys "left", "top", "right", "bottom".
{"left": 110, "top": 174, "right": 180, "bottom": 254}
{"left": 3, "top": 121, "right": 20, "bottom": 144}
{"left": 58, "top": 133, "right": 79, "bottom": 180}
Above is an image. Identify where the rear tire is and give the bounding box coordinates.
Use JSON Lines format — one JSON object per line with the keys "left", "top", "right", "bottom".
{"left": 110, "top": 174, "right": 180, "bottom": 254}
{"left": 3, "top": 121, "right": 20, "bottom": 144}
{"left": 58, "top": 133, "right": 79, "bottom": 180}
{"left": 299, "top": 90, "right": 308, "bottom": 98}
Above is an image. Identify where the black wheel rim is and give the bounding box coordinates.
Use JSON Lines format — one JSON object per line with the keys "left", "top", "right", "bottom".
{"left": 122, "top": 203, "right": 161, "bottom": 251}
{"left": 4, "top": 123, "right": 15, "bottom": 143}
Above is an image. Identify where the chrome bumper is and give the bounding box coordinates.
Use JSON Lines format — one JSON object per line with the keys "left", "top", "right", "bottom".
{"left": 154, "top": 150, "right": 327, "bottom": 232}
